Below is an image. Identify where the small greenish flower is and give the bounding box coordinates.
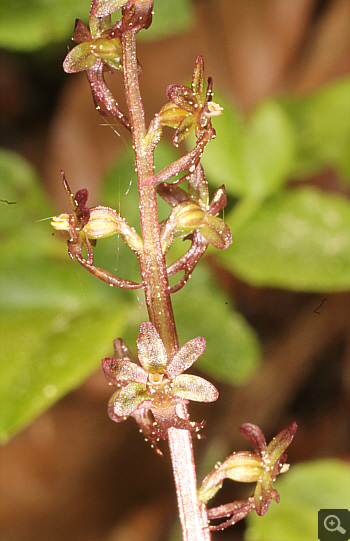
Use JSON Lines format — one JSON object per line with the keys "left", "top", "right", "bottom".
{"left": 63, "top": 16, "right": 123, "bottom": 74}
{"left": 102, "top": 322, "right": 218, "bottom": 450}
{"left": 158, "top": 164, "right": 232, "bottom": 253}
{"left": 157, "top": 56, "right": 223, "bottom": 146}
{"left": 51, "top": 171, "right": 142, "bottom": 263}
{"left": 198, "top": 422, "right": 297, "bottom": 528}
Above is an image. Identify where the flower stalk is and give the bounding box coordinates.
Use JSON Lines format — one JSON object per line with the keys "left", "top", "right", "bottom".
{"left": 121, "top": 26, "right": 211, "bottom": 541}
{"left": 51, "top": 2, "right": 296, "bottom": 539}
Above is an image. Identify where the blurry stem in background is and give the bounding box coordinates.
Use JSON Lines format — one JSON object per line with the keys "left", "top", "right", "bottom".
{"left": 122, "top": 28, "right": 211, "bottom": 541}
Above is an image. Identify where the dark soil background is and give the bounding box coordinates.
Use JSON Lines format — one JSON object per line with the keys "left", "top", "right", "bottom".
{"left": 1, "top": 1, "right": 349, "bottom": 540}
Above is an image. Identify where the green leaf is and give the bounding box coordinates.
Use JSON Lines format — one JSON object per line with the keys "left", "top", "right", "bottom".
{"left": 0, "top": 305, "right": 127, "bottom": 443}
{"left": 199, "top": 93, "right": 246, "bottom": 196}
{"left": 0, "top": 149, "right": 137, "bottom": 441}
{"left": 172, "top": 266, "right": 261, "bottom": 385}
{"left": 245, "top": 459, "right": 350, "bottom": 541}
{"left": 0, "top": 0, "right": 194, "bottom": 51}
{"left": 141, "top": 0, "right": 194, "bottom": 42}
{"left": 201, "top": 95, "right": 295, "bottom": 198}
{"left": 224, "top": 187, "right": 350, "bottom": 291}
{"left": 282, "top": 78, "right": 350, "bottom": 181}
{"left": 0, "top": 0, "right": 91, "bottom": 51}
{"left": 244, "top": 101, "right": 295, "bottom": 198}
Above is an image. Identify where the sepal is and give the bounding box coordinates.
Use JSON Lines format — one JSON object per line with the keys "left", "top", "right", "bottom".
{"left": 137, "top": 322, "right": 168, "bottom": 374}
{"left": 172, "top": 375, "right": 218, "bottom": 403}
{"left": 166, "top": 336, "right": 206, "bottom": 377}
{"left": 113, "top": 382, "right": 150, "bottom": 417}
{"left": 102, "top": 357, "right": 148, "bottom": 385}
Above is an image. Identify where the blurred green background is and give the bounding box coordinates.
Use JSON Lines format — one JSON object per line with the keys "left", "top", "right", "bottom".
{"left": 1, "top": 1, "right": 349, "bottom": 540}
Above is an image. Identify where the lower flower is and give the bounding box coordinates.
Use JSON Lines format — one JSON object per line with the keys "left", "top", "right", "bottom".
{"left": 102, "top": 322, "right": 218, "bottom": 452}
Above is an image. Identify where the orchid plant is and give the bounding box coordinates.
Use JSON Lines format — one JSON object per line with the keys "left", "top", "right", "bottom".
{"left": 51, "top": 1, "right": 296, "bottom": 539}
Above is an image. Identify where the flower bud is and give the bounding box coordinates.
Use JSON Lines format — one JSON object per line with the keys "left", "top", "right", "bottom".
{"left": 173, "top": 201, "right": 206, "bottom": 232}
{"left": 83, "top": 206, "right": 123, "bottom": 239}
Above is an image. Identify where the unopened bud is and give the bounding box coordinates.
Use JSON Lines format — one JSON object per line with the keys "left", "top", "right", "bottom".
{"left": 83, "top": 206, "right": 122, "bottom": 239}
{"left": 174, "top": 201, "right": 206, "bottom": 232}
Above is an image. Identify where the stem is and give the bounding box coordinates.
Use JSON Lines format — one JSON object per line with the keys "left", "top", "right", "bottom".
{"left": 122, "top": 29, "right": 211, "bottom": 541}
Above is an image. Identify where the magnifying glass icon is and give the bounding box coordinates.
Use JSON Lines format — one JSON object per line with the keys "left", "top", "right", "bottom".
{"left": 324, "top": 515, "right": 346, "bottom": 534}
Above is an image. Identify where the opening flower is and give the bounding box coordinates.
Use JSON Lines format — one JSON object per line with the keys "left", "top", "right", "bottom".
{"left": 102, "top": 322, "right": 218, "bottom": 451}
{"left": 63, "top": 16, "right": 123, "bottom": 74}
{"left": 51, "top": 171, "right": 142, "bottom": 264}
{"left": 198, "top": 422, "right": 297, "bottom": 529}
{"left": 62, "top": 12, "right": 131, "bottom": 129}
{"left": 158, "top": 163, "right": 231, "bottom": 252}
{"left": 157, "top": 56, "right": 223, "bottom": 146}
{"left": 156, "top": 164, "right": 231, "bottom": 292}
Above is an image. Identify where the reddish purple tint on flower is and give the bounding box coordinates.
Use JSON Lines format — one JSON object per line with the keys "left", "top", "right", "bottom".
{"left": 157, "top": 56, "right": 223, "bottom": 146}
{"left": 102, "top": 322, "right": 218, "bottom": 452}
{"left": 51, "top": 172, "right": 143, "bottom": 290}
{"left": 90, "top": 0, "right": 154, "bottom": 31}
{"left": 198, "top": 422, "right": 297, "bottom": 529}
{"left": 157, "top": 164, "right": 232, "bottom": 292}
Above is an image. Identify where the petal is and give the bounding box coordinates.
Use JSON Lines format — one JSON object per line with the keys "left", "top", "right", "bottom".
{"left": 72, "top": 19, "right": 92, "bottom": 44}
{"left": 239, "top": 423, "right": 267, "bottom": 457}
{"left": 74, "top": 188, "right": 89, "bottom": 207}
{"left": 266, "top": 422, "right": 297, "bottom": 464}
{"left": 63, "top": 43, "right": 97, "bottom": 73}
{"left": 102, "top": 357, "right": 148, "bottom": 385}
{"left": 199, "top": 217, "right": 232, "bottom": 249}
{"left": 113, "top": 382, "right": 149, "bottom": 417}
{"left": 173, "top": 115, "right": 196, "bottom": 145}
{"left": 107, "top": 390, "right": 126, "bottom": 422}
{"left": 208, "top": 185, "right": 227, "bottom": 216}
{"left": 166, "top": 337, "right": 206, "bottom": 377}
{"left": 172, "top": 374, "right": 218, "bottom": 402}
{"left": 137, "top": 322, "right": 168, "bottom": 373}
{"left": 191, "top": 56, "right": 204, "bottom": 103}
{"left": 204, "top": 77, "right": 213, "bottom": 105}
{"left": 188, "top": 164, "right": 209, "bottom": 210}
{"left": 156, "top": 183, "right": 189, "bottom": 208}
{"left": 113, "top": 338, "right": 137, "bottom": 363}
{"left": 254, "top": 470, "right": 273, "bottom": 516}
{"left": 167, "top": 85, "right": 198, "bottom": 113}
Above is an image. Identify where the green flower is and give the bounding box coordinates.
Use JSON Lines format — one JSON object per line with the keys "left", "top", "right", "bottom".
{"left": 63, "top": 17, "right": 123, "bottom": 74}
{"left": 103, "top": 322, "right": 218, "bottom": 450}
{"left": 157, "top": 56, "right": 223, "bottom": 146}
{"left": 51, "top": 172, "right": 142, "bottom": 264}
{"left": 198, "top": 422, "right": 297, "bottom": 529}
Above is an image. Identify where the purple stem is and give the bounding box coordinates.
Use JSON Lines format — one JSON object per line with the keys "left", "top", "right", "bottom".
{"left": 121, "top": 27, "right": 211, "bottom": 541}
